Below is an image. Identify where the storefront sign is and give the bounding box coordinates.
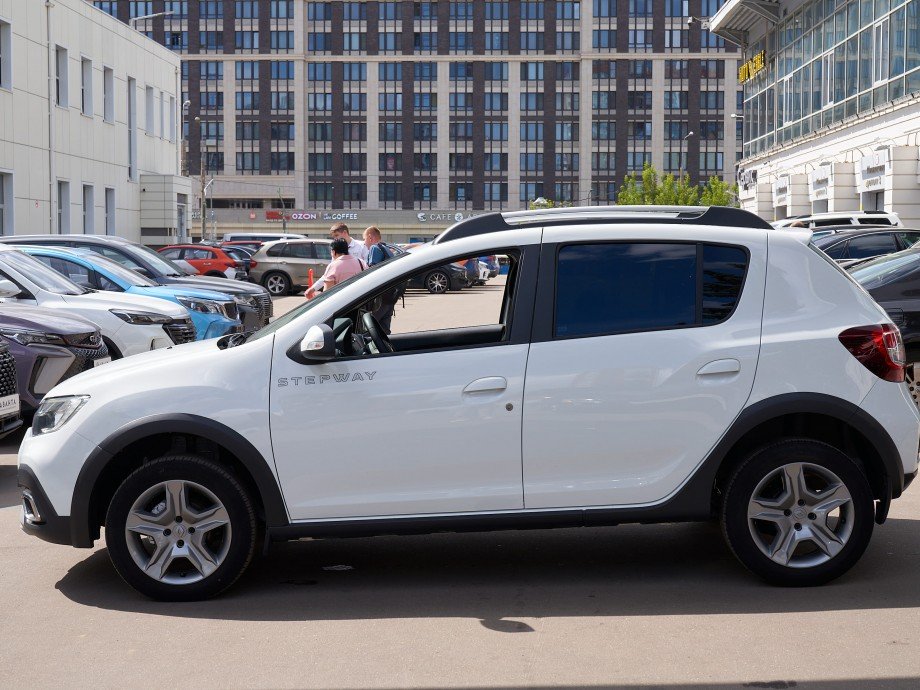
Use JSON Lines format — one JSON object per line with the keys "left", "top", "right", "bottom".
{"left": 263, "top": 210, "right": 480, "bottom": 226}
{"left": 857, "top": 148, "right": 890, "bottom": 193}
{"left": 737, "top": 167, "right": 758, "bottom": 191}
{"left": 772, "top": 175, "right": 790, "bottom": 206}
{"left": 808, "top": 164, "right": 834, "bottom": 201}
{"left": 738, "top": 50, "right": 766, "bottom": 84}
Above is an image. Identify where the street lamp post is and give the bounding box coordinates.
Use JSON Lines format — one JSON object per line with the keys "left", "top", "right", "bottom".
{"left": 679, "top": 131, "right": 695, "bottom": 182}
{"left": 128, "top": 11, "right": 174, "bottom": 29}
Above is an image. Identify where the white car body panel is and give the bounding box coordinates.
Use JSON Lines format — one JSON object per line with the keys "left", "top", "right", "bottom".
{"left": 522, "top": 223, "right": 767, "bottom": 508}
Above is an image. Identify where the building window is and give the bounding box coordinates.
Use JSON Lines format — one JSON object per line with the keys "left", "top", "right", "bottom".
{"left": 307, "top": 2, "right": 332, "bottom": 20}
{"left": 0, "top": 173, "right": 9, "bottom": 236}
{"left": 413, "top": 184, "right": 436, "bottom": 202}
{"left": 271, "top": 32, "right": 294, "bottom": 51}
{"left": 82, "top": 185, "right": 94, "bottom": 234}
{"left": 520, "top": 32, "right": 543, "bottom": 51}
{"left": 666, "top": 121, "right": 690, "bottom": 139}
{"left": 168, "top": 95, "right": 176, "bottom": 142}
{"left": 484, "top": 62, "right": 508, "bottom": 80}
{"left": 55, "top": 46, "right": 68, "bottom": 107}
{"left": 593, "top": 60, "right": 616, "bottom": 79}
{"left": 0, "top": 19, "right": 11, "bottom": 90}
{"left": 378, "top": 33, "right": 398, "bottom": 52}
{"left": 201, "top": 120, "right": 225, "bottom": 141}
{"left": 556, "top": 32, "right": 580, "bottom": 51}
{"left": 343, "top": 62, "right": 366, "bottom": 81}
{"left": 413, "top": 93, "right": 437, "bottom": 110}
{"left": 521, "top": 1, "right": 545, "bottom": 19}
{"left": 664, "top": 91, "right": 689, "bottom": 109}
{"left": 593, "top": 30, "right": 616, "bottom": 49}
{"left": 521, "top": 122, "right": 544, "bottom": 141}
{"left": 343, "top": 93, "right": 367, "bottom": 112}
{"left": 451, "top": 2, "right": 473, "bottom": 19}
{"left": 309, "top": 183, "right": 334, "bottom": 201}
{"left": 379, "top": 63, "right": 402, "bottom": 81}
{"left": 343, "top": 33, "right": 366, "bottom": 51}
{"left": 450, "top": 121, "right": 473, "bottom": 141}
{"left": 79, "top": 58, "right": 93, "bottom": 116}
{"left": 200, "top": 1, "right": 223, "bottom": 18}
{"left": 521, "top": 93, "right": 544, "bottom": 110}
{"left": 484, "top": 93, "right": 508, "bottom": 111}
{"left": 129, "top": 1, "right": 153, "bottom": 18}
{"left": 592, "top": 91, "right": 615, "bottom": 109}
{"left": 145, "top": 86, "right": 155, "bottom": 132}
{"left": 414, "top": 62, "right": 437, "bottom": 80}
{"left": 556, "top": 153, "right": 579, "bottom": 171}
{"left": 95, "top": 2, "right": 118, "bottom": 16}
{"left": 665, "top": 0, "right": 689, "bottom": 16}
{"left": 164, "top": 1, "right": 188, "bottom": 18}
{"left": 592, "top": 121, "right": 616, "bottom": 140}
{"left": 379, "top": 93, "right": 403, "bottom": 111}
{"left": 450, "top": 32, "right": 472, "bottom": 52}
{"left": 271, "top": 92, "right": 293, "bottom": 110}
{"left": 202, "top": 62, "right": 225, "bottom": 80}
{"left": 520, "top": 182, "right": 544, "bottom": 203}
{"left": 521, "top": 62, "right": 544, "bottom": 81}
{"left": 199, "top": 32, "right": 222, "bottom": 51}
{"left": 57, "top": 181, "right": 70, "bottom": 234}
{"left": 414, "top": 32, "right": 437, "bottom": 51}
{"left": 104, "top": 188, "right": 115, "bottom": 236}
{"left": 271, "top": 122, "right": 294, "bottom": 140}
{"left": 343, "top": 183, "right": 366, "bottom": 202}
{"left": 271, "top": 153, "right": 295, "bottom": 172}
{"left": 236, "top": 1, "right": 258, "bottom": 18}
{"left": 127, "top": 77, "right": 137, "bottom": 180}
{"left": 235, "top": 32, "right": 259, "bottom": 51}
{"left": 236, "top": 91, "right": 260, "bottom": 110}
{"left": 665, "top": 30, "right": 688, "bottom": 48}
{"left": 271, "top": 61, "right": 295, "bottom": 80}
{"left": 166, "top": 32, "right": 188, "bottom": 51}
{"left": 236, "top": 152, "right": 260, "bottom": 172}
{"left": 484, "top": 183, "right": 508, "bottom": 202}
{"left": 271, "top": 1, "right": 294, "bottom": 18}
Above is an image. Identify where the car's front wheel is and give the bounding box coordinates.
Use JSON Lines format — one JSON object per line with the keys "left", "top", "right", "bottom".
{"left": 105, "top": 455, "right": 257, "bottom": 601}
{"left": 721, "top": 439, "right": 874, "bottom": 586}
{"left": 425, "top": 270, "right": 450, "bottom": 294}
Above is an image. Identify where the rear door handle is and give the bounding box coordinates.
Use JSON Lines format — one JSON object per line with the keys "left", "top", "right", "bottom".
{"left": 697, "top": 359, "right": 741, "bottom": 376}
{"left": 463, "top": 377, "right": 508, "bottom": 394}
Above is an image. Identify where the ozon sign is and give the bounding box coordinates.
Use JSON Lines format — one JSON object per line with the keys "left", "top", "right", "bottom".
{"left": 265, "top": 211, "right": 318, "bottom": 222}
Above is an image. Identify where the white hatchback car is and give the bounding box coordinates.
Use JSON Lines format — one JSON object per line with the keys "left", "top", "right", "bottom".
{"left": 17, "top": 207, "right": 920, "bottom": 600}
{"left": 0, "top": 248, "right": 192, "bottom": 357}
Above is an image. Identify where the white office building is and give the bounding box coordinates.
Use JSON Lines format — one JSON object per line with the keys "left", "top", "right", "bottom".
{"left": 711, "top": 0, "right": 920, "bottom": 226}
{"left": 0, "top": 0, "right": 191, "bottom": 244}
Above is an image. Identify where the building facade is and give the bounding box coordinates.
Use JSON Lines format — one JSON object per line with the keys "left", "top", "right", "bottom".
{"left": 94, "top": 0, "right": 741, "bottom": 238}
{"left": 712, "top": 0, "right": 920, "bottom": 225}
{"left": 0, "top": 0, "right": 189, "bottom": 243}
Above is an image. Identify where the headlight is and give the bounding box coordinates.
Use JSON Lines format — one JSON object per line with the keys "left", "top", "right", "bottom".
{"left": 0, "top": 328, "right": 67, "bottom": 346}
{"left": 177, "top": 297, "right": 226, "bottom": 316}
{"left": 233, "top": 294, "right": 257, "bottom": 308}
{"left": 109, "top": 310, "right": 174, "bottom": 325}
{"left": 33, "top": 395, "right": 90, "bottom": 436}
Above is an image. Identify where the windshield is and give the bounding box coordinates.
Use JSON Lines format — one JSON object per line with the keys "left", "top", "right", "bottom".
{"left": 248, "top": 252, "right": 407, "bottom": 342}
{"left": 849, "top": 248, "right": 920, "bottom": 289}
{"left": 0, "top": 250, "right": 88, "bottom": 295}
{"left": 84, "top": 253, "right": 157, "bottom": 287}
{"left": 129, "top": 243, "right": 188, "bottom": 277}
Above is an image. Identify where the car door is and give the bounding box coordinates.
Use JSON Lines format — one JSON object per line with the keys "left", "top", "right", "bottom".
{"left": 280, "top": 243, "right": 313, "bottom": 285}
{"left": 269, "top": 243, "right": 538, "bottom": 520}
{"left": 522, "top": 231, "right": 767, "bottom": 509}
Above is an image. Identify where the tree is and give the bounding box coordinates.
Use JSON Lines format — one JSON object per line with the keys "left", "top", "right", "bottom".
{"left": 616, "top": 163, "right": 734, "bottom": 207}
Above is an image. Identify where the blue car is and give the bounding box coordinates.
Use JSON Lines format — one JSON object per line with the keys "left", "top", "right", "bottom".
{"left": 19, "top": 246, "right": 242, "bottom": 340}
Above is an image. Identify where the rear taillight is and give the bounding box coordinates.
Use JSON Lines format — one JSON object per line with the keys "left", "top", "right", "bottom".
{"left": 249, "top": 260, "right": 257, "bottom": 268}
{"left": 838, "top": 324, "right": 906, "bottom": 382}
{"left": 233, "top": 260, "right": 243, "bottom": 268}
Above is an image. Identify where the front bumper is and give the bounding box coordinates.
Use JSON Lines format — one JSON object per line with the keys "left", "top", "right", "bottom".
{"left": 18, "top": 464, "right": 73, "bottom": 546}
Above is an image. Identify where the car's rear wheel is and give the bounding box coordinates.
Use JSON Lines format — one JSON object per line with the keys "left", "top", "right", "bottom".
{"left": 262, "top": 271, "right": 291, "bottom": 296}
{"left": 721, "top": 439, "right": 874, "bottom": 586}
{"left": 105, "top": 455, "right": 257, "bottom": 601}
{"left": 425, "top": 270, "right": 450, "bottom": 294}
{"left": 907, "top": 364, "right": 920, "bottom": 407}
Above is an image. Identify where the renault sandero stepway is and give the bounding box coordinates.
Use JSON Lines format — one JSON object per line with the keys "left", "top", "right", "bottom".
{"left": 17, "top": 207, "right": 920, "bottom": 600}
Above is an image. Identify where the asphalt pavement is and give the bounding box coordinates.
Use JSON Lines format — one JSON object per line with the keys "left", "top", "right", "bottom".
{"left": 2, "top": 285, "right": 920, "bottom": 688}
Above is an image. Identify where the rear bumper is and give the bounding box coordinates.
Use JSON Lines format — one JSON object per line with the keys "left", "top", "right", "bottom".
{"left": 17, "top": 464, "right": 74, "bottom": 546}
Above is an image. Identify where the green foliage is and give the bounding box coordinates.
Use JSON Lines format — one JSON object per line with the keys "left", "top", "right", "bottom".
{"left": 616, "top": 163, "right": 736, "bottom": 208}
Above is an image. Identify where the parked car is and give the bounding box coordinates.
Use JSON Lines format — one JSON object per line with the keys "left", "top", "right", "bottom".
{"left": 21, "top": 205, "right": 919, "bottom": 600}
{"left": 849, "top": 247, "right": 920, "bottom": 366}
{"left": 0, "top": 248, "right": 191, "bottom": 358}
{"left": 772, "top": 211, "right": 901, "bottom": 229}
{"left": 20, "top": 247, "right": 242, "bottom": 341}
{"left": 0, "top": 336, "right": 22, "bottom": 438}
{"left": 222, "top": 232, "right": 306, "bottom": 243}
{"left": 481, "top": 255, "right": 500, "bottom": 278}
{"left": 249, "top": 239, "right": 333, "bottom": 296}
{"left": 0, "top": 303, "right": 110, "bottom": 411}
{"left": 0, "top": 235, "right": 273, "bottom": 331}
{"left": 218, "top": 245, "right": 256, "bottom": 274}
{"left": 159, "top": 245, "right": 247, "bottom": 280}
{"left": 407, "top": 261, "right": 469, "bottom": 293}
{"left": 221, "top": 240, "right": 264, "bottom": 254}
{"left": 811, "top": 228, "right": 920, "bottom": 266}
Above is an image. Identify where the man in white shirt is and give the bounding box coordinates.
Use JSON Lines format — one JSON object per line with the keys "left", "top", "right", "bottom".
{"left": 330, "top": 222, "right": 369, "bottom": 264}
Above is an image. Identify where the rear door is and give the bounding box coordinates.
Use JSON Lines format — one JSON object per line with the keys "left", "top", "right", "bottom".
{"left": 522, "top": 228, "right": 767, "bottom": 509}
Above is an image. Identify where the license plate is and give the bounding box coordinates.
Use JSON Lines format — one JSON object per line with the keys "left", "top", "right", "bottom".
{"left": 93, "top": 356, "right": 112, "bottom": 368}
{"left": 0, "top": 394, "right": 19, "bottom": 417}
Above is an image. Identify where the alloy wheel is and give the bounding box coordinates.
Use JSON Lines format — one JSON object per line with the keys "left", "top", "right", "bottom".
{"left": 426, "top": 272, "right": 449, "bottom": 294}
{"left": 264, "top": 274, "right": 288, "bottom": 295}
{"left": 124, "top": 480, "right": 232, "bottom": 585}
{"left": 747, "top": 462, "right": 854, "bottom": 569}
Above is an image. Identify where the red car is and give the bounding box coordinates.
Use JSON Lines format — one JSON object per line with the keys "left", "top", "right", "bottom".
{"left": 158, "top": 244, "right": 246, "bottom": 280}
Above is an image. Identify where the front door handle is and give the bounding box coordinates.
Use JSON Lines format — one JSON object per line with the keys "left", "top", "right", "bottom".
{"left": 697, "top": 359, "right": 741, "bottom": 376}
{"left": 463, "top": 376, "right": 507, "bottom": 394}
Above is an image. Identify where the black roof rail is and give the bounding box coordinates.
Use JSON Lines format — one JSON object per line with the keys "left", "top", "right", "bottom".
{"left": 433, "top": 205, "right": 772, "bottom": 244}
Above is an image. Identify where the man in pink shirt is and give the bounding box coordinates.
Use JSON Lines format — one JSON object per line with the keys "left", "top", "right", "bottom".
{"left": 305, "top": 238, "right": 364, "bottom": 299}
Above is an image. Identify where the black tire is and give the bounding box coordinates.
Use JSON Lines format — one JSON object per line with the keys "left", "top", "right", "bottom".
{"left": 261, "top": 271, "right": 291, "bottom": 296}
{"left": 101, "top": 337, "right": 122, "bottom": 360}
{"left": 105, "top": 455, "right": 257, "bottom": 601}
{"left": 425, "top": 270, "right": 450, "bottom": 294}
{"left": 721, "top": 439, "right": 874, "bottom": 587}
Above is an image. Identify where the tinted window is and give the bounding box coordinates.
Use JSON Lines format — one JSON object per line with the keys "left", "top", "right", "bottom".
{"left": 846, "top": 234, "right": 898, "bottom": 259}
{"left": 702, "top": 245, "right": 748, "bottom": 324}
{"left": 820, "top": 240, "right": 848, "bottom": 259}
{"left": 160, "top": 248, "right": 182, "bottom": 260}
{"left": 555, "top": 243, "right": 697, "bottom": 337}
{"left": 812, "top": 218, "right": 845, "bottom": 227}
{"left": 266, "top": 244, "right": 285, "bottom": 257}
{"left": 284, "top": 243, "right": 312, "bottom": 259}
{"left": 185, "top": 248, "right": 214, "bottom": 260}
{"left": 859, "top": 217, "right": 893, "bottom": 225}
{"left": 897, "top": 232, "right": 920, "bottom": 248}
{"left": 314, "top": 243, "right": 332, "bottom": 260}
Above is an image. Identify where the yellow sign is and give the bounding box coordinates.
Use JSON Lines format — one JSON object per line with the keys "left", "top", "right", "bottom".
{"left": 738, "top": 50, "right": 766, "bottom": 84}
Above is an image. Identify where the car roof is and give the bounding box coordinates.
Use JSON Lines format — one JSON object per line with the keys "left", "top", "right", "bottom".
{"left": 261, "top": 238, "right": 332, "bottom": 247}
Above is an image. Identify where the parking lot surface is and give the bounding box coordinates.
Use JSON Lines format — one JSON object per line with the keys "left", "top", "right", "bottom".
{"left": 3, "top": 285, "right": 920, "bottom": 688}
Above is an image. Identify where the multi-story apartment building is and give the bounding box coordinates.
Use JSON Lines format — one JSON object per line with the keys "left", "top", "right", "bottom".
{"left": 94, "top": 0, "right": 741, "bottom": 239}
{"left": 0, "top": 0, "right": 189, "bottom": 242}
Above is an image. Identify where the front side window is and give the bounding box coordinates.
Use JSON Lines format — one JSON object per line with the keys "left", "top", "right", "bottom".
{"left": 845, "top": 234, "right": 898, "bottom": 259}
{"left": 555, "top": 243, "right": 748, "bottom": 338}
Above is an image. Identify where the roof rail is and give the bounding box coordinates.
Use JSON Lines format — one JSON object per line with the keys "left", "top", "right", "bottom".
{"left": 433, "top": 205, "right": 772, "bottom": 244}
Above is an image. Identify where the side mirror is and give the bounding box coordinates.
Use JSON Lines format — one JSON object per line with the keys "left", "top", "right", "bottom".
{"left": 298, "top": 324, "right": 335, "bottom": 361}
{"left": 0, "top": 279, "right": 21, "bottom": 298}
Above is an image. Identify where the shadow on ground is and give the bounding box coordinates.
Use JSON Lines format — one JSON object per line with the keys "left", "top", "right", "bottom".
{"left": 54, "top": 515, "right": 920, "bottom": 622}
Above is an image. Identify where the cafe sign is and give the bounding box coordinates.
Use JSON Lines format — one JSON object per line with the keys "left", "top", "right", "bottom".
{"left": 738, "top": 50, "right": 766, "bottom": 84}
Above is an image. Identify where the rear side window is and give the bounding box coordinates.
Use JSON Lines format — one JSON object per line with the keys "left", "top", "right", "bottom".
{"left": 284, "top": 243, "right": 312, "bottom": 259}
{"left": 314, "top": 243, "right": 331, "bottom": 260}
{"left": 265, "top": 244, "right": 285, "bottom": 257}
{"left": 554, "top": 242, "right": 748, "bottom": 338}
{"left": 859, "top": 217, "right": 893, "bottom": 225}
{"left": 846, "top": 234, "right": 898, "bottom": 259}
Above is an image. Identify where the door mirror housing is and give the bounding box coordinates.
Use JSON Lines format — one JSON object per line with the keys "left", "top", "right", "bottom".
{"left": 0, "top": 279, "right": 21, "bottom": 298}
{"left": 298, "top": 324, "right": 336, "bottom": 362}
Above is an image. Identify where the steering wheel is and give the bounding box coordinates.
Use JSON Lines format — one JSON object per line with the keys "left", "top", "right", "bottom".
{"left": 362, "top": 312, "right": 394, "bottom": 354}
